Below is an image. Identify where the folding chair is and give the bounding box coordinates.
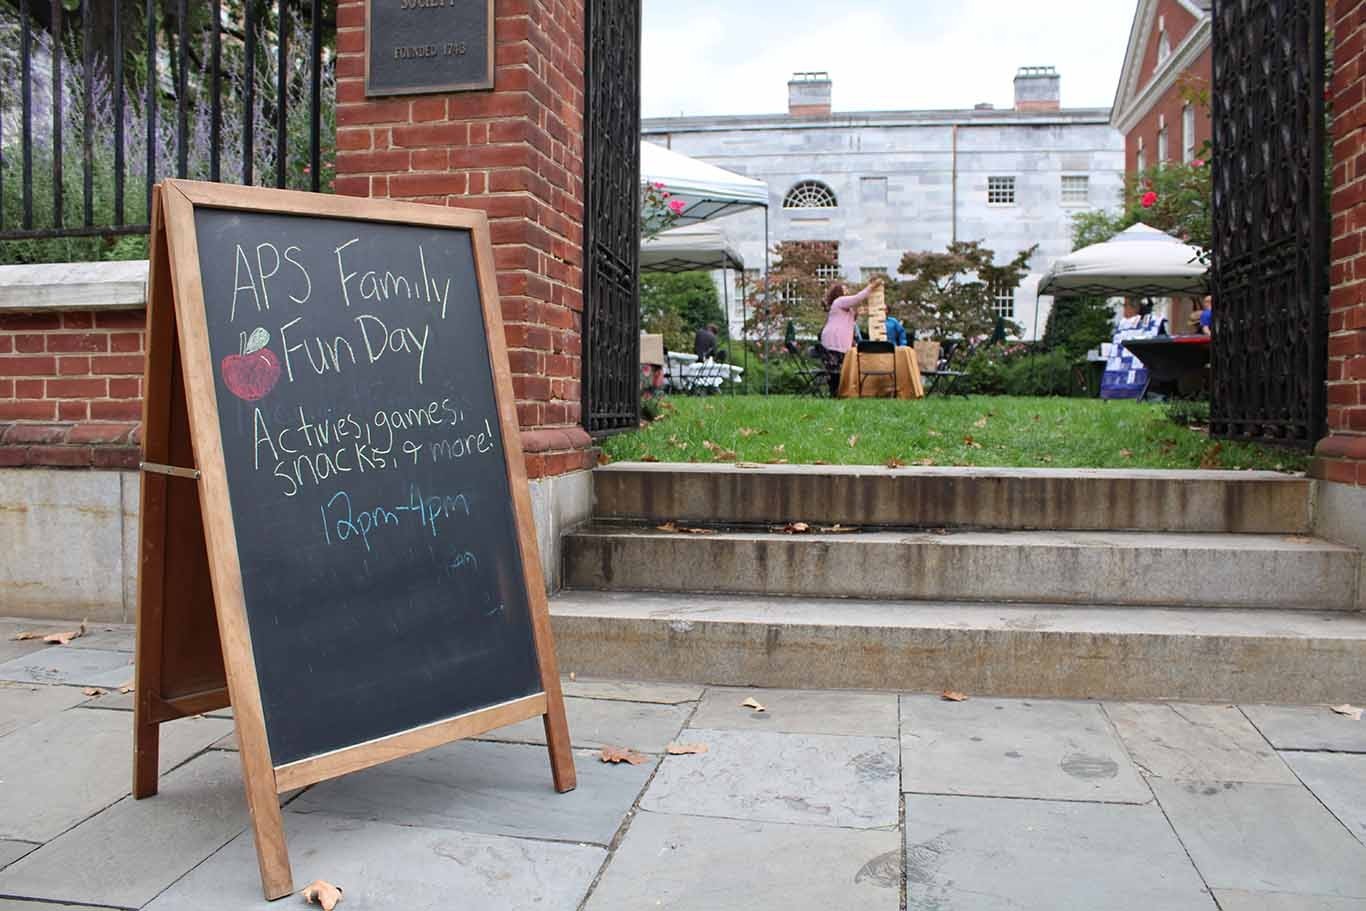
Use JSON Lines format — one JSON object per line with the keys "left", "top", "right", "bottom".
{"left": 855, "top": 340, "right": 897, "bottom": 398}
{"left": 789, "top": 343, "right": 830, "bottom": 397}
{"left": 920, "top": 339, "right": 970, "bottom": 397}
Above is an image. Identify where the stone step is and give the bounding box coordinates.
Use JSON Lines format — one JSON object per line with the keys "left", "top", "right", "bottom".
{"left": 549, "top": 591, "right": 1366, "bottom": 703}
{"left": 592, "top": 463, "right": 1314, "bottom": 534}
{"left": 563, "top": 524, "right": 1361, "bottom": 611}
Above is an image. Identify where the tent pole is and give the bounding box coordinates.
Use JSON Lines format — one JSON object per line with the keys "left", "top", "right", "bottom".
{"left": 763, "top": 206, "right": 770, "bottom": 396}
{"left": 722, "top": 255, "right": 732, "bottom": 396}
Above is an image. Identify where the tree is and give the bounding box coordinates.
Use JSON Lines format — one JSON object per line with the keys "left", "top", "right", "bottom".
{"left": 891, "top": 240, "right": 1036, "bottom": 341}
{"left": 740, "top": 241, "right": 840, "bottom": 353}
{"left": 640, "top": 271, "right": 725, "bottom": 353}
{"left": 1069, "top": 156, "right": 1212, "bottom": 251}
{"left": 1042, "top": 297, "right": 1115, "bottom": 358}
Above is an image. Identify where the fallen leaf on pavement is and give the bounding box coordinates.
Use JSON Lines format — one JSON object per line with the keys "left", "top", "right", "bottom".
{"left": 941, "top": 690, "right": 969, "bottom": 702}
{"left": 118, "top": 682, "right": 134, "bottom": 694}
{"left": 1330, "top": 703, "right": 1363, "bottom": 721}
{"left": 679, "top": 525, "right": 716, "bottom": 535}
{"left": 818, "top": 524, "right": 860, "bottom": 533}
{"left": 599, "top": 745, "right": 650, "bottom": 765}
{"left": 656, "top": 521, "right": 680, "bottom": 533}
{"left": 886, "top": 457, "right": 905, "bottom": 468}
{"left": 82, "top": 687, "right": 106, "bottom": 697}
{"left": 596, "top": 451, "right": 612, "bottom": 465}
{"left": 301, "top": 880, "right": 344, "bottom": 910}
{"left": 1283, "top": 536, "right": 1315, "bottom": 544}
{"left": 741, "top": 697, "right": 767, "bottom": 712}
{"left": 778, "top": 522, "right": 810, "bottom": 534}
{"left": 10, "top": 631, "right": 42, "bottom": 641}
{"left": 568, "top": 671, "right": 576, "bottom": 681}
{"left": 848, "top": 434, "right": 860, "bottom": 448}
{"left": 44, "top": 622, "right": 87, "bottom": 645}
{"left": 667, "top": 742, "right": 709, "bottom": 755}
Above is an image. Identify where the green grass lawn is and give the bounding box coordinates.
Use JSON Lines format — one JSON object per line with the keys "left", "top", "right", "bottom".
{"left": 600, "top": 396, "right": 1309, "bottom": 472}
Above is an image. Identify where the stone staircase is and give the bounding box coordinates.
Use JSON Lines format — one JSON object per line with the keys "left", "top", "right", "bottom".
{"left": 549, "top": 463, "right": 1366, "bottom": 702}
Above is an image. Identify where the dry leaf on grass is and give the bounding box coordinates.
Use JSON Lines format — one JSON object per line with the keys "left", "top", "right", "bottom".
{"left": 926, "top": 429, "right": 942, "bottom": 437}
{"left": 301, "top": 880, "right": 344, "bottom": 910}
{"left": 599, "top": 745, "right": 650, "bottom": 765}
{"left": 1119, "top": 449, "right": 1134, "bottom": 459}
{"left": 914, "top": 457, "right": 936, "bottom": 466}
{"left": 765, "top": 459, "right": 789, "bottom": 465}
{"left": 973, "top": 416, "right": 989, "bottom": 429}
{"left": 1330, "top": 703, "right": 1363, "bottom": 721}
{"left": 812, "top": 459, "right": 830, "bottom": 465}
{"left": 667, "top": 742, "right": 709, "bottom": 755}
{"left": 941, "top": 690, "right": 969, "bottom": 702}
{"left": 962, "top": 435, "right": 983, "bottom": 449}
{"left": 640, "top": 455, "right": 659, "bottom": 462}
{"left": 738, "top": 427, "right": 765, "bottom": 438}
{"left": 740, "top": 697, "right": 767, "bottom": 712}
{"left": 596, "top": 451, "right": 612, "bottom": 466}
{"left": 885, "top": 457, "right": 906, "bottom": 468}
{"left": 848, "top": 434, "right": 860, "bottom": 448}
{"left": 702, "top": 440, "right": 738, "bottom": 461}
{"left": 82, "top": 687, "right": 106, "bottom": 697}
{"left": 1199, "top": 443, "right": 1224, "bottom": 469}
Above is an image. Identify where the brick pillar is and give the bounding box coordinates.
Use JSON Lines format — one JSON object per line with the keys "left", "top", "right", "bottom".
{"left": 1318, "top": 0, "right": 1366, "bottom": 484}
{"left": 334, "top": 0, "right": 594, "bottom": 479}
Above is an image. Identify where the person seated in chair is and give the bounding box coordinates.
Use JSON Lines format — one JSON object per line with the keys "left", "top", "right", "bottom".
{"left": 694, "top": 323, "right": 719, "bottom": 360}
{"left": 885, "top": 312, "right": 910, "bottom": 347}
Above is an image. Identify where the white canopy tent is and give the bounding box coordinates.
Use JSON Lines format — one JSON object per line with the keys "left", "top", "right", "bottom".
{"left": 1037, "top": 223, "right": 1209, "bottom": 298}
{"left": 639, "top": 222, "right": 745, "bottom": 274}
{"left": 640, "top": 141, "right": 769, "bottom": 225}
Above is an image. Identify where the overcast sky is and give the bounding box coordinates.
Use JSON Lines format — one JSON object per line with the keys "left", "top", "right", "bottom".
{"left": 641, "top": 0, "right": 1139, "bottom": 118}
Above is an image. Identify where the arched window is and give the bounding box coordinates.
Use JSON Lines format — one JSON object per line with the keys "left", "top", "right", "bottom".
{"left": 783, "top": 180, "right": 838, "bottom": 209}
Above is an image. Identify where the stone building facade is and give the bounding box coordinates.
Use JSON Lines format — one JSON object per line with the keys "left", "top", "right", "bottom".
{"left": 642, "top": 69, "right": 1126, "bottom": 340}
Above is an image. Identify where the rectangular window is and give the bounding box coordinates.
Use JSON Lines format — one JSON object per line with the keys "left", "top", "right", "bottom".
{"left": 860, "top": 177, "right": 889, "bottom": 204}
{"left": 815, "top": 263, "right": 842, "bottom": 286}
{"left": 1137, "top": 137, "right": 1146, "bottom": 172}
{"left": 1182, "top": 104, "right": 1196, "bottom": 163}
{"left": 1157, "top": 126, "right": 1169, "bottom": 163}
{"left": 987, "top": 176, "right": 1016, "bottom": 205}
{"left": 1061, "top": 175, "right": 1089, "bottom": 204}
{"left": 991, "top": 283, "right": 1015, "bottom": 320}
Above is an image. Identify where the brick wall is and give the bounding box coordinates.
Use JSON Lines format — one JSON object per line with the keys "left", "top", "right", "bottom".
{"left": 1124, "top": 46, "right": 1212, "bottom": 174}
{"left": 1318, "top": 0, "right": 1366, "bottom": 484}
{"left": 0, "top": 310, "right": 143, "bottom": 469}
{"left": 334, "top": 0, "right": 593, "bottom": 479}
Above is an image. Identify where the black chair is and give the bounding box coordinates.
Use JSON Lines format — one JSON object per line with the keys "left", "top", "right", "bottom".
{"left": 855, "top": 339, "right": 897, "bottom": 398}
{"left": 922, "top": 338, "right": 970, "bottom": 397}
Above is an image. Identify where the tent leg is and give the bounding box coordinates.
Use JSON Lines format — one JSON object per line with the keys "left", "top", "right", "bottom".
{"left": 763, "top": 207, "right": 770, "bottom": 396}
{"left": 721, "top": 257, "right": 732, "bottom": 395}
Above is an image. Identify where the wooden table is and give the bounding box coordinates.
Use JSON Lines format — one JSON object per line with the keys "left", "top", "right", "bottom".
{"left": 837, "top": 346, "right": 925, "bottom": 399}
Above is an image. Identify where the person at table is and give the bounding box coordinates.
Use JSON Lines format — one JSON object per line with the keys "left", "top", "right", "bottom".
{"left": 818, "top": 276, "right": 884, "bottom": 394}
{"left": 885, "top": 312, "right": 910, "bottom": 347}
{"left": 694, "top": 322, "right": 719, "bottom": 360}
{"left": 1198, "top": 296, "right": 1212, "bottom": 336}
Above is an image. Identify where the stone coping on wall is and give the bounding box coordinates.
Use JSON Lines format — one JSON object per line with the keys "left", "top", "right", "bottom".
{"left": 0, "top": 260, "right": 150, "bottom": 312}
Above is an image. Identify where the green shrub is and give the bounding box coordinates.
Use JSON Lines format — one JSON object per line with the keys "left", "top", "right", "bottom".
{"left": 1000, "top": 349, "right": 1075, "bottom": 397}
{"left": 1042, "top": 297, "right": 1115, "bottom": 358}
{"left": 1164, "top": 399, "right": 1210, "bottom": 426}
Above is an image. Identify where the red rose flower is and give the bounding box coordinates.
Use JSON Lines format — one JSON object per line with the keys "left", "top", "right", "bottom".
{"left": 1141, "top": 191, "right": 1158, "bottom": 208}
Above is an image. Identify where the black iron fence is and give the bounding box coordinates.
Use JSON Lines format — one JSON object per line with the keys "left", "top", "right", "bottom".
{"left": 0, "top": 0, "right": 335, "bottom": 251}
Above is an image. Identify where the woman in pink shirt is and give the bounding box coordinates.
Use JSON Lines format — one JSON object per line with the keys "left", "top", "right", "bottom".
{"left": 817, "top": 277, "right": 883, "bottom": 395}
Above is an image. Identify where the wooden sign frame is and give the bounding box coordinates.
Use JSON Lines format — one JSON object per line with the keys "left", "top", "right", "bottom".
{"left": 133, "top": 179, "right": 575, "bottom": 900}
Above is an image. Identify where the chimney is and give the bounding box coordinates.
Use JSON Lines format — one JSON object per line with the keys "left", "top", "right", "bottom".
{"left": 788, "top": 72, "right": 832, "bottom": 117}
{"left": 1014, "top": 66, "right": 1060, "bottom": 112}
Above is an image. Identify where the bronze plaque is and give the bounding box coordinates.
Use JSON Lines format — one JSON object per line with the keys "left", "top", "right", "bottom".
{"left": 365, "top": 0, "right": 494, "bottom": 97}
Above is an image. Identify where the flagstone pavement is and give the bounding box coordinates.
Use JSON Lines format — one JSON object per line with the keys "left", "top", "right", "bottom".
{"left": 0, "top": 616, "right": 1364, "bottom": 910}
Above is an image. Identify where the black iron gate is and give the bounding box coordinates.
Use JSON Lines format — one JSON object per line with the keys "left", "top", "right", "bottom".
{"left": 582, "top": 0, "right": 641, "bottom": 436}
{"left": 1209, "top": 0, "right": 1328, "bottom": 447}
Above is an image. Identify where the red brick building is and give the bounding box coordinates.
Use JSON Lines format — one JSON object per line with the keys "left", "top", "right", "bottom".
{"left": 1111, "top": 0, "right": 1213, "bottom": 174}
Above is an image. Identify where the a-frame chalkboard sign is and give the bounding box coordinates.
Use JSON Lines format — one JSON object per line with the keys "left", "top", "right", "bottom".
{"left": 133, "top": 179, "right": 575, "bottom": 899}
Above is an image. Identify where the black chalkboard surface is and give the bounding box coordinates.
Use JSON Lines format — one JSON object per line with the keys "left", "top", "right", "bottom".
{"left": 192, "top": 206, "right": 541, "bottom": 765}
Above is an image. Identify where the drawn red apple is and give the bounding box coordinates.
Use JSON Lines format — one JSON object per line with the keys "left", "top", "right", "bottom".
{"left": 221, "top": 327, "right": 281, "bottom": 402}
